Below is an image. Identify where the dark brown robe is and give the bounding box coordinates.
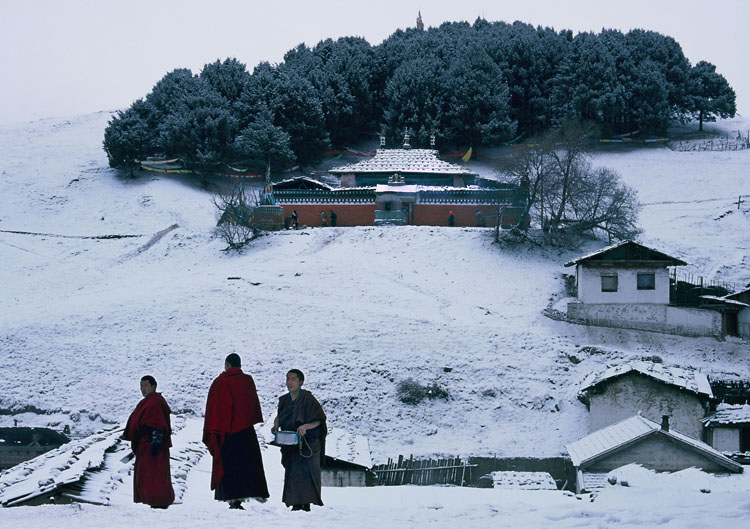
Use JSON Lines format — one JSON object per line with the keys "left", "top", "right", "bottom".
{"left": 277, "top": 389, "right": 327, "bottom": 507}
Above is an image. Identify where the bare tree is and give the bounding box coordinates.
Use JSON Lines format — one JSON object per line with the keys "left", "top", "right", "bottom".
{"left": 499, "top": 119, "right": 641, "bottom": 244}
{"left": 212, "top": 183, "right": 261, "bottom": 251}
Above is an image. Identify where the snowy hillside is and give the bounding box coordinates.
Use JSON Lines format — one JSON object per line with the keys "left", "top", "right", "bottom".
{"left": 1, "top": 112, "right": 749, "bottom": 463}
{"left": 1, "top": 111, "right": 749, "bottom": 528}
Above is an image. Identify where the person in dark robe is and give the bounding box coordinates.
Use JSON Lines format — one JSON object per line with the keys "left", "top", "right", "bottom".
{"left": 330, "top": 209, "right": 338, "bottom": 227}
{"left": 448, "top": 210, "right": 455, "bottom": 227}
{"left": 271, "top": 369, "right": 327, "bottom": 512}
{"left": 292, "top": 210, "right": 299, "bottom": 229}
{"left": 203, "top": 353, "right": 269, "bottom": 509}
{"left": 123, "top": 375, "right": 175, "bottom": 509}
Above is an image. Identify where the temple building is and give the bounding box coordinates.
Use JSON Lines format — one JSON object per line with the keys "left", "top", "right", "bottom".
{"left": 270, "top": 132, "right": 529, "bottom": 229}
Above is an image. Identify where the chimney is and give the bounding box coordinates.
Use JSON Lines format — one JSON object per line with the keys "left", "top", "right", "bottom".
{"left": 661, "top": 415, "right": 670, "bottom": 432}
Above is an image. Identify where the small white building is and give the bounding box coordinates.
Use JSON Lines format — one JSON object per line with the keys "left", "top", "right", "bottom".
{"left": 565, "top": 240, "right": 724, "bottom": 337}
{"left": 578, "top": 361, "right": 713, "bottom": 440}
{"left": 702, "top": 403, "right": 750, "bottom": 453}
{"left": 566, "top": 414, "right": 742, "bottom": 494}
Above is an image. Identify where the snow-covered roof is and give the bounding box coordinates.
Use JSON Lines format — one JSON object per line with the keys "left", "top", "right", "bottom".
{"left": 0, "top": 425, "right": 122, "bottom": 507}
{"left": 565, "top": 414, "right": 741, "bottom": 472}
{"left": 699, "top": 295, "right": 749, "bottom": 307}
{"left": 0, "top": 416, "right": 204, "bottom": 507}
{"left": 375, "top": 184, "right": 419, "bottom": 194}
{"left": 564, "top": 240, "right": 687, "bottom": 267}
{"left": 329, "top": 149, "right": 475, "bottom": 175}
{"left": 703, "top": 403, "right": 750, "bottom": 426}
{"left": 324, "top": 428, "right": 372, "bottom": 469}
{"left": 726, "top": 287, "right": 750, "bottom": 301}
{"left": 486, "top": 471, "right": 557, "bottom": 490}
{"left": 273, "top": 176, "right": 334, "bottom": 191}
{"left": 579, "top": 361, "right": 713, "bottom": 398}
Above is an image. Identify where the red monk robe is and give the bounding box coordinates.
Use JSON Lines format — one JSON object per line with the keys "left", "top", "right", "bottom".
{"left": 123, "top": 392, "right": 175, "bottom": 508}
{"left": 203, "top": 367, "right": 269, "bottom": 501}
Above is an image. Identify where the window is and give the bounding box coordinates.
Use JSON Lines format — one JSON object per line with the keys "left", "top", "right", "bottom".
{"left": 637, "top": 273, "right": 656, "bottom": 290}
{"left": 601, "top": 275, "right": 618, "bottom": 292}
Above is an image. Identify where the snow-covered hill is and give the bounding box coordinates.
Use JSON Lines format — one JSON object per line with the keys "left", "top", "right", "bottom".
{"left": 1, "top": 112, "right": 749, "bottom": 463}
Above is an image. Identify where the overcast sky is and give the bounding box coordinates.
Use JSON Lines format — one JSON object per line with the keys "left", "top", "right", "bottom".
{"left": 1, "top": 0, "right": 747, "bottom": 123}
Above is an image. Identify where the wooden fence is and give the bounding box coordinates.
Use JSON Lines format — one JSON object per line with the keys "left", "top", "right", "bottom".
{"left": 372, "top": 455, "right": 478, "bottom": 486}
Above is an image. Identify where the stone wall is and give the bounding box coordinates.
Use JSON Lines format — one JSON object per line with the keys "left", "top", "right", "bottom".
{"left": 567, "top": 302, "right": 722, "bottom": 337}
{"left": 588, "top": 373, "right": 707, "bottom": 439}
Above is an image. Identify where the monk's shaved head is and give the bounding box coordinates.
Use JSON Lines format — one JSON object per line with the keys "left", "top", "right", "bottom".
{"left": 225, "top": 353, "right": 241, "bottom": 368}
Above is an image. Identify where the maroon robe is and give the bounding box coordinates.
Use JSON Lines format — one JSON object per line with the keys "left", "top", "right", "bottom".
{"left": 123, "top": 392, "right": 175, "bottom": 507}
{"left": 203, "top": 367, "right": 269, "bottom": 500}
{"left": 277, "top": 389, "right": 327, "bottom": 507}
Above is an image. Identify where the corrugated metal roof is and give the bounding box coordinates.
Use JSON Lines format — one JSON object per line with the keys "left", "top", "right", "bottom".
{"left": 703, "top": 403, "right": 750, "bottom": 426}
{"left": 566, "top": 415, "right": 655, "bottom": 467}
{"left": 579, "top": 361, "right": 713, "bottom": 397}
{"left": 329, "top": 149, "right": 475, "bottom": 175}
{"left": 565, "top": 414, "right": 742, "bottom": 472}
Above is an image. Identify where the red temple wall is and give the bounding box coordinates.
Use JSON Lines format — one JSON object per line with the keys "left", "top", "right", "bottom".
{"left": 280, "top": 204, "right": 377, "bottom": 227}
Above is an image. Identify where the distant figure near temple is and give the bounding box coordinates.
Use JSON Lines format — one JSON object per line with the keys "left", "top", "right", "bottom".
{"left": 448, "top": 211, "right": 455, "bottom": 227}
{"left": 123, "top": 375, "right": 175, "bottom": 509}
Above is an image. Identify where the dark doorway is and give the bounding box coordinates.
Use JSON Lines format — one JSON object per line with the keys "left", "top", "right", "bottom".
{"left": 724, "top": 312, "right": 739, "bottom": 337}
{"left": 741, "top": 428, "right": 750, "bottom": 452}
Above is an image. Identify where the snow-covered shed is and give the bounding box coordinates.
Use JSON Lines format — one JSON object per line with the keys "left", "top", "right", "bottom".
{"left": 0, "top": 427, "right": 69, "bottom": 471}
{"left": 565, "top": 414, "right": 742, "bottom": 494}
{"left": 702, "top": 403, "right": 750, "bottom": 454}
{"left": 321, "top": 428, "right": 374, "bottom": 487}
{"left": 564, "top": 241, "right": 725, "bottom": 337}
{"left": 578, "top": 361, "right": 713, "bottom": 440}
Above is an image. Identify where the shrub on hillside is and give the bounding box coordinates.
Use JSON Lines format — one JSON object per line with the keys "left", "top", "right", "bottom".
{"left": 397, "top": 378, "right": 450, "bottom": 404}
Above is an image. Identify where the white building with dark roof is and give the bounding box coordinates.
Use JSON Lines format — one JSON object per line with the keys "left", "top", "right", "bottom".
{"left": 564, "top": 240, "right": 729, "bottom": 337}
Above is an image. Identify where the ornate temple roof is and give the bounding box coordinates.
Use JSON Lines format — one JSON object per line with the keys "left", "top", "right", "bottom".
{"left": 329, "top": 149, "right": 475, "bottom": 176}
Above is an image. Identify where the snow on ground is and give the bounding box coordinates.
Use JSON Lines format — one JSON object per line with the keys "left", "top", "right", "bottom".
{"left": 0, "top": 112, "right": 749, "bottom": 527}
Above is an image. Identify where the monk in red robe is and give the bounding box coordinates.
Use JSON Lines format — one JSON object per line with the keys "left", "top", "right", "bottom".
{"left": 271, "top": 368, "right": 327, "bottom": 511}
{"left": 123, "top": 375, "right": 175, "bottom": 508}
{"left": 203, "top": 353, "right": 269, "bottom": 509}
